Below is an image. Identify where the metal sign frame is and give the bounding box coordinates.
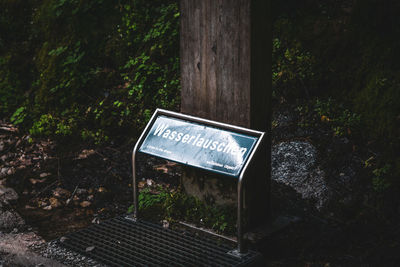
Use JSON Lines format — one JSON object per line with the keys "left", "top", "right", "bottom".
{"left": 132, "top": 109, "right": 265, "bottom": 255}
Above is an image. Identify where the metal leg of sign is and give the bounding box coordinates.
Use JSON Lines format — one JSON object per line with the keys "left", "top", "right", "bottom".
{"left": 131, "top": 148, "right": 139, "bottom": 220}
{"left": 230, "top": 131, "right": 266, "bottom": 257}
{"left": 131, "top": 110, "right": 160, "bottom": 220}
{"left": 237, "top": 173, "right": 246, "bottom": 254}
{"left": 227, "top": 174, "right": 249, "bottom": 258}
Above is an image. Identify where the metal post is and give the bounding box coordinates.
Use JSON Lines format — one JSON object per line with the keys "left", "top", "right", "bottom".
{"left": 237, "top": 174, "right": 246, "bottom": 254}
{"left": 236, "top": 132, "right": 265, "bottom": 255}
{"left": 131, "top": 110, "right": 161, "bottom": 220}
{"left": 132, "top": 145, "right": 139, "bottom": 219}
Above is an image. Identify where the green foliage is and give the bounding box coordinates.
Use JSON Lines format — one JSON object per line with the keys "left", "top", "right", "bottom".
{"left": 314, "top": 98, "right": 361, "bottom": 136}
{"left": 372, "top": 164, "right": 391, "bottom": 193}
{"left": 1, "top": 0, "right": 180, "bottom": 145}
{"left": 353, "top": 73, "right": 400, "bottom": 143}
{"left": 29, "top": 113, "right": 77, "bottom": 138}
{"left": 10, "top": 106, "right": 27, "bottom": 125}
{"left": 272, "top": 1, "right": 400, "bottom": 209}
{"left": 0, "top": 1, "right": 33, "bottom": 116}
{"left": 131, "top": 187, "right": 235, "bottom": 235}
{"left": 272, "top": 19, "right": 315, "bottom": 100}
{"left": 296, "top": 98, "right": 361, "bottom": 138}
{"left": 138, "top": 187, "right": 170, "bottom": 211}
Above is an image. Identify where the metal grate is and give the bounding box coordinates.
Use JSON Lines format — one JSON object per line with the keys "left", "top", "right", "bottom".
{"left": 58, "top": 216, "right": 262, "bottom": 267}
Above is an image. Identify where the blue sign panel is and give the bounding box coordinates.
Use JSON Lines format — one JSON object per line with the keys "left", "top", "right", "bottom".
{"left": 139, "top": 115, "right": 258, "bottom": 177}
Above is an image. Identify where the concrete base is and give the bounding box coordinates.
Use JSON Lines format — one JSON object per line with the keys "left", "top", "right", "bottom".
{"left": 181, "top": 167, "right": 237, "bottom": 206}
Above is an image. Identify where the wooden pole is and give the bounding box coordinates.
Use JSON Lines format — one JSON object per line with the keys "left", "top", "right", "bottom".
{"left": 180, "top": 0, "right": 271, "bottom": 229}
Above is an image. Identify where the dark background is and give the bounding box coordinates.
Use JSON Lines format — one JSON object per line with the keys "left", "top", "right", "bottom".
{"left": 1, "top": 0, "right": 400, "bottom": 265}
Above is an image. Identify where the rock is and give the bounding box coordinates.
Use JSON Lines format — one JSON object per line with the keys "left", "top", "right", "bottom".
{"left": 0, "top": 186, "right": 19, "bottom": 205}
{"left": 273, "top": 110, "right": 296, "bottom": 128}
{"left": 0, "top": 168, "right": 7, "bottom": 178}
{"left": 272, "top": 141, "right": 330, "bottom": 209}
{"left": 0, "top": 210, "right": 25, "bottom": 230}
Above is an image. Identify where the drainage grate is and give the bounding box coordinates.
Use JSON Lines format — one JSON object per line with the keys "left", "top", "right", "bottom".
{"left": 58, "top": 216, "right": 262, "bottom": 267}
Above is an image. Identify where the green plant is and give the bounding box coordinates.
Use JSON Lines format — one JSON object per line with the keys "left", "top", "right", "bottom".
{"left": 138, "top": 187, "right": 169, "bottom": 210}
{"left": 272, "top": 30, "right": 315, "bottom": 100}
{"left": 10, "top": 106, "right": 27, "bottom": 125}
{"left": 29, "top": 113, "right": 77, "bottom": 138}
{"left": 372, "top": 164, "right": 391, "bottom": 193}
{"left": 296, "top": 98, "right": 361, "bottom": 137}
{"left": 0, "top": 0, "right": 181, "bottom": 145}
{"left": 128, "top": 186, "right": 235, "bottom": 235}
{"left": 29, "top": 114, "right": 56, "bottom": 136}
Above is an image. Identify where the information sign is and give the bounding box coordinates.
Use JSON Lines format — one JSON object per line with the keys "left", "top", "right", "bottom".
{"left": 139, "top": 115, "right": 258, "bottom": 177}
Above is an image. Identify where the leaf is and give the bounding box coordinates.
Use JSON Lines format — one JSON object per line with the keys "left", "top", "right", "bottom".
{"left": 80, "top": 201, "right": 91, "bottom": 208}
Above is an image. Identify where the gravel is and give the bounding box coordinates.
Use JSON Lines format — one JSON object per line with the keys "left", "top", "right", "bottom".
{"left": 0, "top": 232, "right": 64, "bottom": 267}
{"left": 34, "top": 241, "right": 106, "bottom": 267}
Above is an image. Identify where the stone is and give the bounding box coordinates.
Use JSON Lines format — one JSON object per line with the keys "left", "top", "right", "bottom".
{"left": 182, "top": 168, "right": 237, "bottom": 206}
{"left": 0, "top": 210, "right": 25, "bottom": 230}
{"left": 271, "top": 141, "right": 330, "bottom": 209}
{"left": 0, "top": 186, "right": 19, "bottom": 205}
{"left": 0, "top": 168, "right": 7, "bottom": 178}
